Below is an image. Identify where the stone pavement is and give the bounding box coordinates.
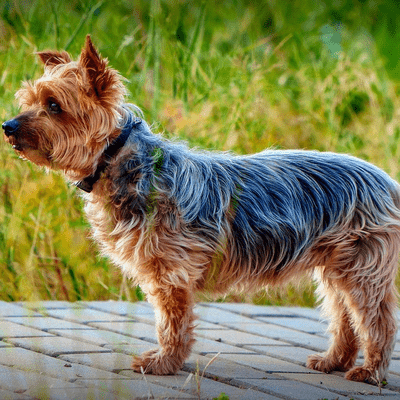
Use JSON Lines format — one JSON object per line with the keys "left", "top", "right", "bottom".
{"left": 0, "top": 302, "right": 399, "bottom": 399}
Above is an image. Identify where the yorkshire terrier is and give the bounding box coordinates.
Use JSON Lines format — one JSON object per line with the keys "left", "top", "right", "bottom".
{"left": 3, "top": 36, "right": 400, "bottom": 384}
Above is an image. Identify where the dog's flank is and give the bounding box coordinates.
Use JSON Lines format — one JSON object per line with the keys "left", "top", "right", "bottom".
{"left": 2, "top": 35, "right": 400, "bottom": 383}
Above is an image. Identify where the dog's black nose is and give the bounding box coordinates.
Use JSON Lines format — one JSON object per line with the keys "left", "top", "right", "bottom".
{"left": 2, "top": 119, "right": 20, "bottom": 136}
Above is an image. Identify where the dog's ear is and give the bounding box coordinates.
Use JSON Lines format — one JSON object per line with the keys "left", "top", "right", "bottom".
{"left": 36, "top": 51, "right": 72, "bottom": 68}
{"left": 79, "top": 35, "right": 113, "bottom": 99}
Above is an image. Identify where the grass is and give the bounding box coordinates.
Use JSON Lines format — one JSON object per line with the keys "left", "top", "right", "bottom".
{"left": 1, "top": 0, "right": 400, "bottom": 305}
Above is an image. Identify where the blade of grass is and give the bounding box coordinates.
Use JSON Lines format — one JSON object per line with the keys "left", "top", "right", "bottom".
{"left": 182, "top": 1, "right": 206, "bottom": 110}
{"left": 64, "top": 0, "right": 105, "bottom": 51}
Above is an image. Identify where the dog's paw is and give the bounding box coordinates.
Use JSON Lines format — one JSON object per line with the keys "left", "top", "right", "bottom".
{"left": 307, "top": 354, "right": 348, "bottom": 373}
{"left": 345, "top": 366, "right": 379, "bottom": 384}
{"left": 307, "top": 354, "right": 332, "bottom": 373}
{"left": 131, "top": 349, "right": 182, "bottom": 375}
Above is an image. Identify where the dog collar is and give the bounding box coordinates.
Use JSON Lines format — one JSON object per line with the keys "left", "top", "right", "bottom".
{"left": 75, "top": 114, "right": 142, "bottom": 193}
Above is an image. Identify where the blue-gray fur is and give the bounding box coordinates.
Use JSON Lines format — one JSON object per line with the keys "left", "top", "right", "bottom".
{"left": 111, "top": 109, "right": 400, "bottom": 272}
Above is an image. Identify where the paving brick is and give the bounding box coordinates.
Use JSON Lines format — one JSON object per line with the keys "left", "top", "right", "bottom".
{"left": 0, "top": 368, "right": 80, "bottom": 393}
{"left": 355, "top": 396, "right": 400, "bottom": 400}
{"left": 208, "top": 302, "right": 296, "bottom": 317}
{"left": 218, "top": 353, "right": 321, "bottom": 374}
{"left": 0, "top": 363, "right": 28, "bottom": 374}
{"left": 121, "top": 369, "right": 281, "bottom": 399}
{"left": 0, "top": 347, "right": 122, "bottom": 381}
{"left": 21, "top": 301, "right": 84, "bottom": 311}
{"left": 277, "top": 306, "right": 323, "bottom": 320}
{"left": 4, "top": 316, "right": 94, "bottom": 331}
{"left": 184, "top": 353, "right": 269, "bottom": 379}
{"left": 43, "top": 308, "right": 133, "bottom": 323}
{"left": 277, "top": 372, "right": 399, "bottom": 397}
{"left": 195, "top": 304, "right": 263, "bottom": 325}
{"left": 195, "top": 328, "right": 286, "bottom": 346}
{"left": 75, "top": 378, "right": 193, "bottom": 398}
{"left": 393, "top": 342, "right": 400, "bottom": 351}
{"left": 0, "top": 388, "right": 33, "bottom": 399}
{"left": 0, "top": 347, "right": 50, "bottom": 367}
{"left": 59, "top": 351, "right": 137, "bottom": 372}
{"left": 119, "top": 368, "right": 191, "bottom": 383}
{"left": 0, "top": 320, "right": 53, "bottom": 338}
{"left": 103, "top": 342, "right": 157, "bottom": 356}
{"left": 388, "top": 359, "right": 400, "bottom": 374}
{"left": 22, "top": 387, "right": 118, "bottom": 400}
{"left": 85, "top": 301, "right": 156, "bottom": 325}
{"left": 237, "top": 323, "right": 329, "bottom": 351}
{"left": 195, "top": 320, "right": 229, "bottom": 330}
{"left": 193, "top": 337, "right": 256, "bottom": 355}
{"left": 385, "top": 373, "right": 400, "bottom": 390}
{"left": 257, "top": 316, "right": 328, "bottom": 334}
{"left": 38, "top": 359, "right": 129, "bottom": 381}
{"left": 15, "top": 378, "right": 190, "bottom": 400}
{"left": 48, "top": 327, "right": 154, "bottom": 347}
{"left": 5, "top": 336, "right": 110, "bottom": 356}
{"left": 84, "top": 300, "right": 153, "bottom": 317}
{"left": 185, "top": 375, "right": 281, "bottom": 399}
{"left": 0, "top": 302, "right": 42, "bottom": 317}
{"left": 237, "top": 377, "right": 348, "bottom": 399}
{"left": 245, "top": 345, "right": 316, "bottom": 365}
{"left": 89, "top": 321, "right": 157, "bottom": 342}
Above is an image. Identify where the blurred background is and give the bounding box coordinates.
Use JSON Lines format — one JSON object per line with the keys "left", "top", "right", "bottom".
{"left": 0, "top": 0, "right": 400, "bottom": 305}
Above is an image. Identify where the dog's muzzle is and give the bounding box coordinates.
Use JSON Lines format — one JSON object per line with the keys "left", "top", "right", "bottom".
{"left": 2, "top": 119, "right": 20, "bottom": 137}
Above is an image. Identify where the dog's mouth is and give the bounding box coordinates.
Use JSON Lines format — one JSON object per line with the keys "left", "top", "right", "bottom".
{"left": 3, "top": 118, "right": 27, "bottom": 152}
{"left": 4, "top": 133, "right": 53, "bottom": 166}
{"left": 8, "top": 138, "right": 22, "bottom": 152}
{"left": 3, "top": 133, "right": 26, "bottom": 153}
{"left": 2, "top": 116, "right": 42, "bottom": 157}
{"left": 5, "top": 139, "right": 30, "bottom": 162}
{"left": 3, "top": 127, "right": 50, "bottom": 166}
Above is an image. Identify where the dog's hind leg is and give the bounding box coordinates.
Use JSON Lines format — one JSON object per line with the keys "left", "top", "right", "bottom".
{"left": 344, "top": 277, "right": 398, "bottom": 383}
{"left": 309, "top": 232, "right": 399, "bottom": 384}
{"left": 307, "top": 276, "right": 360, "bottom": 373}
{"left": 343, "top": 233, "right": 398, "bottom": 384}
{"left": 343, "top": 287, "right": 397, "bottom": 384}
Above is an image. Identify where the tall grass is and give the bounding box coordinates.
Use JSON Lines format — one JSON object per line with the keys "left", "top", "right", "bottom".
{"left": 1, "top": 0, "right": 400, "bottom": 305}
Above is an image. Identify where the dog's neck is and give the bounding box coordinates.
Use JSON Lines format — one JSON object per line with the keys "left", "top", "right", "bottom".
{"left": 75, "top": 112, "right": 142, "bottom": 193}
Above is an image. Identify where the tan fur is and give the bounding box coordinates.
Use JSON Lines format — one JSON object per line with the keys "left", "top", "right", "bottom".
{"left": 3, "top": 36, "right": 400, "bottom": 383}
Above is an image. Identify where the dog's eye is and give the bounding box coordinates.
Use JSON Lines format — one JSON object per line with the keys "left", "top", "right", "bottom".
{"left": 49, "top": 101, "right": 62, "bottom": 114}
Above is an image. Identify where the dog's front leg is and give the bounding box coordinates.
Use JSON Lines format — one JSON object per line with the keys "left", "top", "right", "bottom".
{"left": 132, "top": 285, "right": 196, "bottom": 375}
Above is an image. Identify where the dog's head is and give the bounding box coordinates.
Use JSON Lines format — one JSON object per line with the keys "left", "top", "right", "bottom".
{"left": 2, "top": 35, "right": 126, "bottom": 180}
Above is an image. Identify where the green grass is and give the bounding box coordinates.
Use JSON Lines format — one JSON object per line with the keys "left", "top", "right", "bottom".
{"left": 1, "top": 0, "right": 400, "bottom": 305}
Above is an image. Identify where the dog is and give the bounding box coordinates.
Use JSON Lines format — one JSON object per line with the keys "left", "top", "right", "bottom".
{"left": 2, "top": 35, "right": 400, "bottom": 384}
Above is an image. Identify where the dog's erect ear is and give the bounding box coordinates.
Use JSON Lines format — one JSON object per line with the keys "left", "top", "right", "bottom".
{"left": 36, "top": 51, "right": 72, "bottom": 68}
{"left": 79, "top": 35, "right": 112, "bottom": 99}
{"left": 79, "top": 35, "right": 106, "bottom": 72}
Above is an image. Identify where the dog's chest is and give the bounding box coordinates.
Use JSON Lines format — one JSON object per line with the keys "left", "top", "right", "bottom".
{"left": 83, "top": 192, "right": 146, "bottom": 275}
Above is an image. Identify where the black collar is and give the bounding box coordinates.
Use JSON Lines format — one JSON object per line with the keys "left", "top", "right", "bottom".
{"left": 75, "top": 114, "right": 141, "bottom": 193}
